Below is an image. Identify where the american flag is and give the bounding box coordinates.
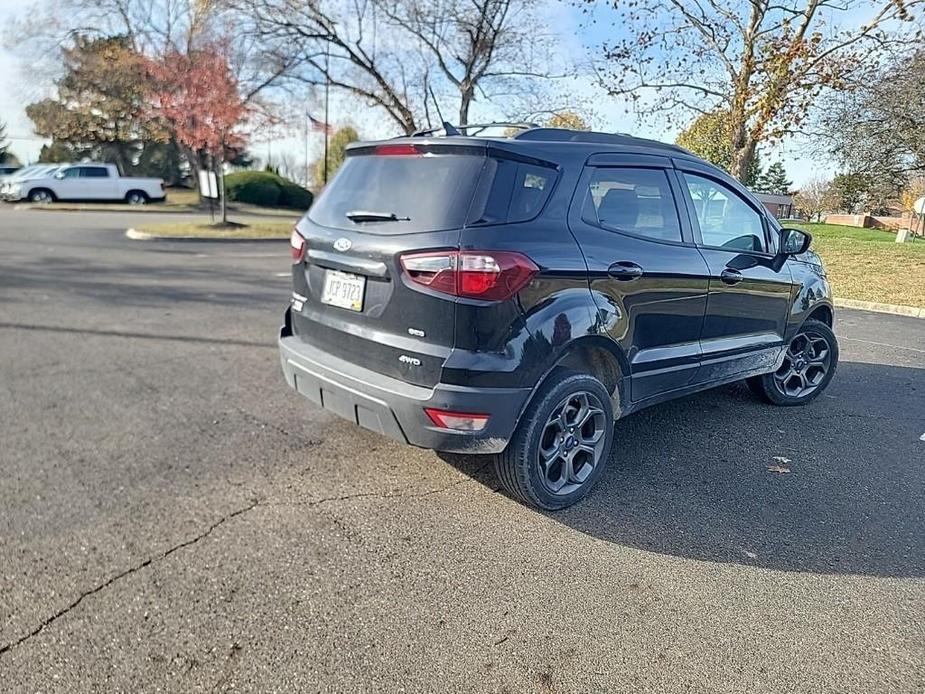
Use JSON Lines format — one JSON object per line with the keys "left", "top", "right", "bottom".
{"left": 308, "top": 115, "right": 333, "bottom": 135}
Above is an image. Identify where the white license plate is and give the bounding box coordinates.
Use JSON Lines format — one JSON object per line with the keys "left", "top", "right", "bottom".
{"left": 321, "top": 270, "right": 366, "bottom": 312}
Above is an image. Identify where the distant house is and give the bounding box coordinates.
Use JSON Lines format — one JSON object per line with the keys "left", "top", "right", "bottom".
{"left": 753, "top": 192, "right": 794, "bottom": 219}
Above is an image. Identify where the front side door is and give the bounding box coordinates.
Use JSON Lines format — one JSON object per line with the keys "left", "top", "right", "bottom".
{"left": 53, "top": 166, "right": 83, "bottom": 200}
{"left": 568, "top": 158, "right": 710, "bottom": 403}
{"left": 673, "top": 165, "right": 794, "bottom": 382}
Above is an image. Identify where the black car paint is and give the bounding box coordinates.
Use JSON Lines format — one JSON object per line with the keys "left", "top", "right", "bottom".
{"left": 281, "top": 132, "right": 833, "bottom": 453}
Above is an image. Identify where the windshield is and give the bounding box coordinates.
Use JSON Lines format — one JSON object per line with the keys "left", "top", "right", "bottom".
{"left": 309, "top": 152, "right": 487, "bottom": 234}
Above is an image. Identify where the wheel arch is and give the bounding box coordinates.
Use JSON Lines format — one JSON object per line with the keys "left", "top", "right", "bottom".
{"left": 524, "top": 335, "right": 629, "bottom": 421}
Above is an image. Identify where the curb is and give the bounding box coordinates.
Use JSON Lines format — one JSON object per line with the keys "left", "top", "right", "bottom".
{"left": 834, "top": 297, "right": 925, "bottom": 319}
{"left": 125, "top": 228, "right": 286, "bottom": 243}
{"left": 16, "top": 204, "right": 199, "bottom": 214}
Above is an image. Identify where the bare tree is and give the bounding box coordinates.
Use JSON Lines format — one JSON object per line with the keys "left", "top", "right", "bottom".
{"left": 374, "top": 0, "right": 559, "bottom": 126}
{"left": 233, "top": 0, "right": 562, "bottom": 133}
{"left": 584, "top": 0, "right": 923, "bottom": 182}
{"left": 793, "top": 176, "right": 835, "bottom": 221}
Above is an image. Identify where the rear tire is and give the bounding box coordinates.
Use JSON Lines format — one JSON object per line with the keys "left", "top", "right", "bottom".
{"left": 125, "top": 190, "right": 149, "bottom": 205}
{"left": 494, "top": 369, "right": 614, "bottom": 510}
{"left": 747, "top": 319, "right": 838, "bottom": 406}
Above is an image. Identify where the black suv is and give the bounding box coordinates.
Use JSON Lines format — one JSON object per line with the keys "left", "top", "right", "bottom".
{"left": 280, "top": 125, "right": 838, "bottom": 509}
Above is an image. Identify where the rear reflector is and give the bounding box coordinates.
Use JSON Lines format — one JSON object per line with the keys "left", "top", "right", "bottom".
{"left": 400, "top": 250, "right": 538, "bottom": 301}
{"left": 424, "top": 408, "right": 490, "bottom": 431}
{"left": 375, "top": 143, "right": 420, "bottom": 156}
{"left": 290, "top": 229, "right": 306, "bottom": 262}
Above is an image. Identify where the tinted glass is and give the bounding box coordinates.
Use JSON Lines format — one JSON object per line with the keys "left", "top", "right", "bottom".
{"left": 309, "top": 153, "right": 486, "bottom": 233}
{"left": 80, "top": 167, "right": 110, "bottom": 178}
{"left": 581, "top": 168, "right": 681, "bottom": 242}
{"left": 470, "top": 159, "right": 556, "bottom": 225}
{"left": 62, "top": 168, "right": 81, "bottom": 178}
{"left": 682, "top": 173, "right": 765, "bottom": 252}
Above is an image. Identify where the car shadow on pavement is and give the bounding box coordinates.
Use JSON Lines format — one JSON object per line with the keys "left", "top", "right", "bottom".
{"left": 445, "top": 361, "right": 924, "bottom": 578}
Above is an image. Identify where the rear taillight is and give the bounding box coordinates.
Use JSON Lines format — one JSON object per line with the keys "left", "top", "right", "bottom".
{"left": 400, "top": 250, "right": 538, "bottom": 301}
{"left": 290, "top": 229, "right": 306, "bottom": 263}
{"left": 424, "top": 408, "right": 490, "bottom": 431}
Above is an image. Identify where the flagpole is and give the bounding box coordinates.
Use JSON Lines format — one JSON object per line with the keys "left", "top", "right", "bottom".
{"left": 304, "top": 108, "right": 310, "bottom": 188}
{"left": 323, "top": 44, "right": 330, "bottom": 186}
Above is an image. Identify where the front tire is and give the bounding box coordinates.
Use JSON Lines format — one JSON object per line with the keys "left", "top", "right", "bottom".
{"left": 747, "top": 319, "right": 839, "bottom": 406}
{"left": 494, "top": 370, "right": 614, "bottom": 510}
{"left": 28, "top": 189, "right": 55, "bottom": 204}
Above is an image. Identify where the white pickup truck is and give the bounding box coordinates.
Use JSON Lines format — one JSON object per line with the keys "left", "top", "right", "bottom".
{"left": 4, "top": 163, "right": 166, "bottom": 205}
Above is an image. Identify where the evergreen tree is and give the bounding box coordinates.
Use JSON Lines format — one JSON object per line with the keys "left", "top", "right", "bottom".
{"left": 755, "top": 162, "right": 792, "bottom": 195}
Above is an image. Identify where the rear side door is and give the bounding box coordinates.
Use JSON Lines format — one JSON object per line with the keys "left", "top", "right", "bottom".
{"left": 673, "top": 163, "right": 794, "bottom": 381}
{"left": 567, "top": 156, "right": 710, "bottom": 403}
{"left": 79, "top": 166, "right": 117, "bottom": 199}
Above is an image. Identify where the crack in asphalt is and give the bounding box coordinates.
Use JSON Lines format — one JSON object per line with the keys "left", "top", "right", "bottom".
{"left": 271, "top": 462, "right": 498, "bottom": 509}
{"left": 0, "top": 498, "right": 261, "bottom": 660}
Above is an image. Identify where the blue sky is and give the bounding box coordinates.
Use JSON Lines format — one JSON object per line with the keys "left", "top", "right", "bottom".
{"left": 0, "top": 0, "right": 834, "bottom": 185}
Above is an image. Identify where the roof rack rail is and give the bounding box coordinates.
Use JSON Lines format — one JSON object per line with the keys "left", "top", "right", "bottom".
{"left": 410, "top": 122, "right": 540, "bottom": 138}
{"left": 511, "top": 127, "right": 691, "bottom": 154}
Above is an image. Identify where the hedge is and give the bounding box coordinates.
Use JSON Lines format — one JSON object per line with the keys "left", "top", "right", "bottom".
{"left": 224, "top": 171, "right": 314, "bottom": 210}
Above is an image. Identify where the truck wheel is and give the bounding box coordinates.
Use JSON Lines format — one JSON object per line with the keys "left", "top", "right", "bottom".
{"left": 747, "top": 319, "right": 839, "bottom": 406}
{"left": 125, "top": 190, "right": 149, "bottom": 205}
{"left": 494, "top": 369, "right": 614, "bottom": 510}
{"left": 28, "top": 189, "right": 54, "bottom": 204}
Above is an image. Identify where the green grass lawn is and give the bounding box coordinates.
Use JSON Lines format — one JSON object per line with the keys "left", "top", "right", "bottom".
{"left": 134, "top": 220, "right": 293, "bottom": 239}
{"left": 789, "top": 222, "right": 925, "bottom": 308}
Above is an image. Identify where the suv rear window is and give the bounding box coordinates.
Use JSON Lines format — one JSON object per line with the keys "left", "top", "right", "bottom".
{"left": 309, "top": 152, "right": 487, "bottom": 233}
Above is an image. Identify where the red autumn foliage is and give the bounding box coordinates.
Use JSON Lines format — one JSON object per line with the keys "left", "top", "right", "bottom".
{"left": 146, "top": 45, "right": 246, "bottom": 156}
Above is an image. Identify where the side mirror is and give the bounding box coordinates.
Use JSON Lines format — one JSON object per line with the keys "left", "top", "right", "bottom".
{"left": 54, "top": 171, "right": 66, "bottom": 179}
{"left": 780, "top": 228, "right": 812, "bottom": 255}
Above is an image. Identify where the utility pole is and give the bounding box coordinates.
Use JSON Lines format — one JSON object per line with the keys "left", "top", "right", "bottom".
{"left": 323, "top": 45, "right": 330, "bottom": 186}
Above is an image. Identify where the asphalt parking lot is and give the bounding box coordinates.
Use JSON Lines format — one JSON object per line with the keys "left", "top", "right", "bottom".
{"left": 1, "top": 208, "right": 923, "bottom": 692}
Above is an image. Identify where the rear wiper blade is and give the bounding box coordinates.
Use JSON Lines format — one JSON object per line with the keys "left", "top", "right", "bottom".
{"left": 346, "top": 210, "right": 410, "bottom": 223}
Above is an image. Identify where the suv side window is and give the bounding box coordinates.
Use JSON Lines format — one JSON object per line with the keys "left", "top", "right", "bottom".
{"left": 581, "top": 167, "right": 682, "bottom": 242}
{"left": 682, "top": 173, "right": 765, "bottom": 252}
{"left": 61, "top": 168, "right": 81, "bottom": 178}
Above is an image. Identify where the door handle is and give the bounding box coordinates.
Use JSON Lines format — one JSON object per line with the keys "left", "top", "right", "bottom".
{"left": 608, "top": 261, "right": 644, "bottom": 281}
{"left": 720, "top": 268, "right": 744, "bottom": 285}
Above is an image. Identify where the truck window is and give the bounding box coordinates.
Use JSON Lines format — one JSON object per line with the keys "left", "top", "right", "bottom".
{"left": 79, "top": 167, "right": 110, "bottom": 178}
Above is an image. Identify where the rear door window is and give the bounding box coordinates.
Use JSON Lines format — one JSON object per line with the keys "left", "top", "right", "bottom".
{"left": 476, "top": 160, "right": 556, "bottom": 224}
{"left": 581, "top": 168, "right": 682, "bottom": 242}
{"left": 309, "top": 151, "right": 487, "bottom": 233}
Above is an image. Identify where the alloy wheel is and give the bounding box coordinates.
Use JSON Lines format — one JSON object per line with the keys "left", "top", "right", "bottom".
{"left": 774, "top": 329, "right": 832, "bottom": 398}
{"left": 537, "top": 391, "right": 608, "bottom": 495}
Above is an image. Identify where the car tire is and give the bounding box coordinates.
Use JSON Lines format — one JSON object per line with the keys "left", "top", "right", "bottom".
{"left": 125, "top": 190, "right": 149, "bottom": 205}
{"left": 28, "top": 189, "right": 55, "bottom": 204}
{"left": 494, "top": 369, "right": 614, "bottom": 510}
{"left": 747, "top": 319, "right": 839, "bottom": 406}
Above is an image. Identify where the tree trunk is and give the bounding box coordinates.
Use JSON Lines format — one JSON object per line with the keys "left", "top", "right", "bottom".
{"left": 458, "top": 83, "right": 474, "bottom": 126}
{"left": 218, "top": 149, "right": 227, "bottom": 225}
{"left": 730, "top": 137, "right": 757, "bottom": 184}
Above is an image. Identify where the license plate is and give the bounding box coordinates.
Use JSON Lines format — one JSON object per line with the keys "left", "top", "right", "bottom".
{"left": 321, "top": 270, "right": 365, "bottom": 312}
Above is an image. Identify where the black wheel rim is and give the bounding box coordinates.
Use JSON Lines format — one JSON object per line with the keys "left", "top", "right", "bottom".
{"left": 774, "top": 329, "right": 832, "bottom": 398}
{"left": 537, "top": 391, "right": 607, "bottom": 496}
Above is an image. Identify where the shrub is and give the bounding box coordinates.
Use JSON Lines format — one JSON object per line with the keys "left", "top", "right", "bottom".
{"left": 279, "top": 180, "right": 314, "bottom": 210}
{"left": 223, "top": 171, "right": 314, "bottom": 210}
{"left": 224, "top": 171, "right": 281, "bottom": 207}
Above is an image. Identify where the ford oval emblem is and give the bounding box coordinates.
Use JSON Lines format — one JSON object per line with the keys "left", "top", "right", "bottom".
{"left": 333, "top": 237, "right": 352, "bottom": 252}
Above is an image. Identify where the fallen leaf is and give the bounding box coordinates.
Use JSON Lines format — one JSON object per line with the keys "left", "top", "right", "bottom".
{"left": 767, "top": 464, "right": 790, "bottom": 474}
{"left": 772, "top": 456, "right": 792, "bottom": 464}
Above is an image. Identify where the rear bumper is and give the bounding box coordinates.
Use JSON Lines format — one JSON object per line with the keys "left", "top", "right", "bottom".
{"left": 279, "top": 330, "right": 531, "bottom": 455}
